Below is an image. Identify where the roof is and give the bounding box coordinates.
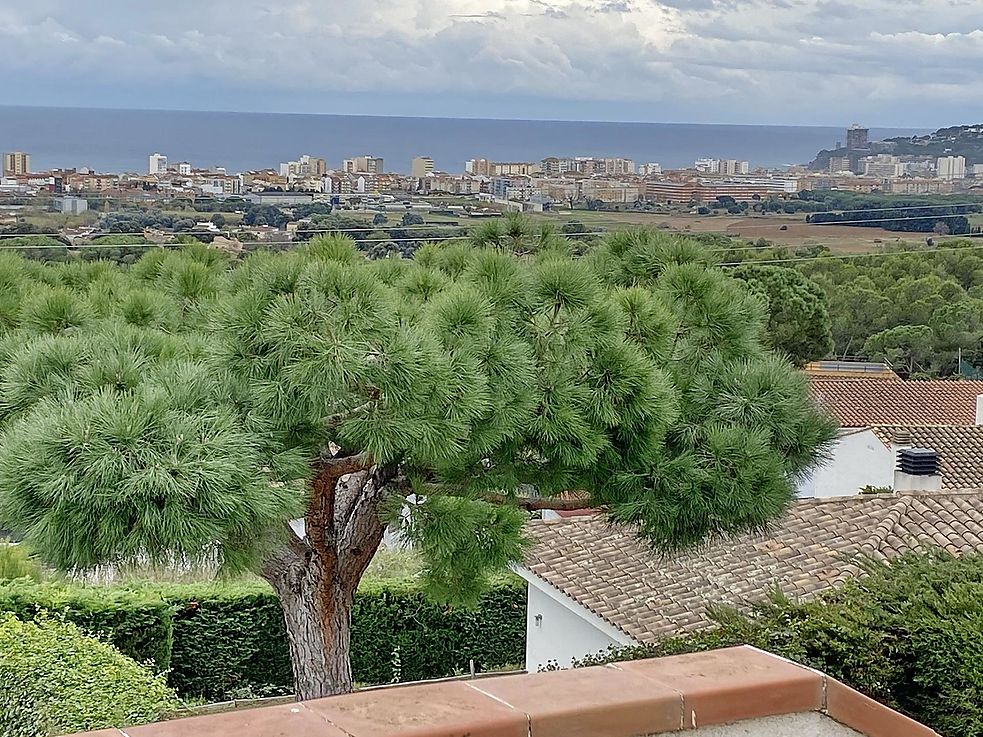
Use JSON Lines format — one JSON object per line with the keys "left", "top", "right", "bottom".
{"left": 804, "top": 361, "right": 900, "bottom": 379}
{"left": 809, "top": 377, "right": 983, "bottom": 426}
{"left": 522, "top": 492, "right": 983, "bottom": 642}
{"left": 64, "top": 646, "right": 939, "bottom": 737}
{"left": 872, "top": 425, "right": 983, "bottom": 490}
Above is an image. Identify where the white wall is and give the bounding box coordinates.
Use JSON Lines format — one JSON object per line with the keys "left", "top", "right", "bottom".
{"left": 797, "top": 430, "right": 892, "bottom": 498}
{"left": 520, "top": 574, "right": 634, "bottom": 672}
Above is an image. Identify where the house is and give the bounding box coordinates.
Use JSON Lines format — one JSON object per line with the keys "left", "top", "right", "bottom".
{"left": 67, "top": 646, "right": 940, "bottom": 736}
{"left": 514, "top": 491, "right": 983, "bottom": 672}
{"left": 800, "top": 423, "right": 983, "bottom": 497}
{"left": 799, "top": 377, "right": 983, "bottom": 497}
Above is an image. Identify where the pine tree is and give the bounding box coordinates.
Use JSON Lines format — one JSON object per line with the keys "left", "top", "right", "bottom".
{"left": 0, "top": 230, "right": 834, "bottom": 700}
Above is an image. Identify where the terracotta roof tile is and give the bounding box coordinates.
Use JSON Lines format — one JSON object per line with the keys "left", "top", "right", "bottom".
{"left": 871, "top": 424, "right": 983, "bottom": 490}
{"left": 522, "top": 492, "right": 983, "bottom": 642}
{"left": 809, "top": 378, "right": 983, "bottom": 426}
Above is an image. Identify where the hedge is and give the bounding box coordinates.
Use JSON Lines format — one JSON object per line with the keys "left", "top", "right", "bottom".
{"left": 0, "top": 614, "right": 178, "bottom": 736}
{"left": 0, "top": 576, "right": 526, "bottom": 701}
{"left": 569, "top": 551, "right": 983, "bottom": 737}
{"left": 0, "top": 580, "right": 174, "bottom": 671}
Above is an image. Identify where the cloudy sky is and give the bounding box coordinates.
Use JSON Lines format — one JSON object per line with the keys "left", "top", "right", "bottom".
{"left": 0, "top": 0, "right": 980, "bottom": 126}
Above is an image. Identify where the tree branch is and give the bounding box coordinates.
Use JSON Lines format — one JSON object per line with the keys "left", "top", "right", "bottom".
{"left": 482, "top": 493, "right": 592, "bottom": 511}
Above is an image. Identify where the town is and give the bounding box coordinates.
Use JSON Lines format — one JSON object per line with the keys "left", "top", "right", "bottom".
{"left": 3, "top": 125, "right": 981, "bottom": 221}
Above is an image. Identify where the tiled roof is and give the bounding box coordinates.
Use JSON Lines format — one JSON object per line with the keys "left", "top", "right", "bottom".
{"left": 872, "top": 425, "right": 983, "bottom": 490}
{"left": 522, "top": 492, "right": 983, "bottom": 642}
{"left": 809, "top": 377, "right": 983, "bottom": 426}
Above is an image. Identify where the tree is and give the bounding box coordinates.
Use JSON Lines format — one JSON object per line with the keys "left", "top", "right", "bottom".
{"left": 731, "top": 265, "right": 834, "bottom": 365}
{"left": 401, "top": 212, "right": 424, "bottom": 227}
{"left": 0, "top": 230, "right": 834, "bottom": 700}
{"left": 211, "top": 213, "right": 227, "bottom": 229}
{"left": 863, "top": 325, "right": 935, "bottom": 376}
{"left": 372, "top": 213, "right": 388, "bottom": 226}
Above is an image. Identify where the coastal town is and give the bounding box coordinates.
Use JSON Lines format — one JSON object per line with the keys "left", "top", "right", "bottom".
{"left": 3, "top": 125, "right": 982, "bottom": 224}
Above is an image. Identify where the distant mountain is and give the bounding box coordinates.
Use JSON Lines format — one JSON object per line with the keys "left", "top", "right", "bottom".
{"left": 808, "top": 124, "right": 983, "bottom": 170}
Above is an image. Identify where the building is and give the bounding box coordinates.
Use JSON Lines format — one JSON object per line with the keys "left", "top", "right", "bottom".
{"left": 464, "top": 158, "right": 493, "bottom": 176}
{"left": 66, "top": 647, "right": 939, "bottom": 737}
{"left": 280, "top": 155, "right": 327, "bottom": 180}
{"left": 846, "top": 124, "right": 869, "bottom": 150}
{"left": 637, "top": 163, "right": 662, "bottom": 176}
{"left": 719, "top": 159, "right": 750, "bottom": 175}
{"left": 862, "top": 154, "right": 903, "bottom": 178}
{"left": 828, "top": 156, "right": 851, "bottom": 173}
{"left": 148, "top": 153, "right": 168, "bottom": 176}
{"left": 2, "top": 151, "right": 30, "bottom": 176}
{"left": 937, "top": 155, "right": 967, "bottom": 180}
{"left": 53, "top": 196, "right": 89, "bottom": 215}
{"left": 518, "top": 490, "right": 983, "bottom": 673}
{"left": 410, "top": 156, "right": 434, "bottom": 179}
{"left": 343, "top": 156, "right": 384, "bottom": 174}
{"left": 176, "top": 162, "right": 193, "bottom": 176}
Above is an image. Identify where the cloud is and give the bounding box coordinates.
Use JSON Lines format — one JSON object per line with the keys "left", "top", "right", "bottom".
{"left": 0, "top": 0, "right": 979, "bottom": 125}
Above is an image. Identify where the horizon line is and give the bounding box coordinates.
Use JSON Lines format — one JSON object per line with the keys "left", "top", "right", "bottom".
{"left": 0, "top": 103, "right": 939, "bottom": 132}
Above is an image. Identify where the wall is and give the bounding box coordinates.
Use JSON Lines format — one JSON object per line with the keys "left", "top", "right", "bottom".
{"left": 686, "top": 711, "right": 862, "bottom": 736}
{"left": 522, "top": 576, "right": 630, "bottom": 672}
{"left": 797, "top": 430, "right": 892, "bottom": 498}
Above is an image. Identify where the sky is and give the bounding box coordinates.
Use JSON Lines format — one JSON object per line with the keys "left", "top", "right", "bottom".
{"left": 0, "top": 0, "right": 981, "bottom": 127}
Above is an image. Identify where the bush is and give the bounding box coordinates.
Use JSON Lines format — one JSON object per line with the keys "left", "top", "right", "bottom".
{"left": 0, "top": 614, "right": 178, "bottom": 736}
{"left": 0, "top": 576, "right": 526, "bottom": 702}
{"left": 0, "top": 580, "right": 174, "bottom": 671}
{"left": 0, "top": 541, "right": 42, "bottom": 582}
{"left": 570, "top": 552, "right": 983, "bottom": 737}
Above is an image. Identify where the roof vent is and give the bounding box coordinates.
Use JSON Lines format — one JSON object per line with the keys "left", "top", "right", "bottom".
{"left": 898, "top": 447, "right": 939, "bottom": 476}
{"left": 891, "top": 429, "right": 913, "bottom": 446}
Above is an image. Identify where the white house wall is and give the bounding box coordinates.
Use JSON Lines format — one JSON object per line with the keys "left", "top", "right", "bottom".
{"left": 519, "top": 573, "right": 635, "bottom": 672}
{"left": 797, "top": 430, "right": 893, "bottom": 498}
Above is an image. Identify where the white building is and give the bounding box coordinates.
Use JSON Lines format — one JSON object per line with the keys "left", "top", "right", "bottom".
{"left": 148, "top": 153, "right": 168, "bottom": 176}
{"left": 638, "top": 163, "right": 662, "bottom": 176}
{"left": 863, "top": 155, "right": 903, "bottom": 179}
{"left": 937, "top": 155, "right": 966, "bottom": 180}
{"left": 177, "top": 162, "right": 193, "bottom": 176}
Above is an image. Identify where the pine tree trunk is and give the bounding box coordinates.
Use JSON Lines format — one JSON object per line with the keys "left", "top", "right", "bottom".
{"left": 261, "top": 456, "right": 395, "bottom": 701}
{"left": 266, "top": 555, "right": 355, "bottom": 700}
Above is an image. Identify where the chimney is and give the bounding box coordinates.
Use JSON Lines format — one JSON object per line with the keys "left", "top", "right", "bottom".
{"left": 894, "top": 447, "right": 942, "bottom": 492}
{"left": 976, "top": 395, "right": 983, "bottom": 425}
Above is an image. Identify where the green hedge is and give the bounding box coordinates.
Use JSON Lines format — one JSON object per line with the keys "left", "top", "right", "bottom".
{"left": 0, "top": 580, "right": 174, "bottom": 671}
{"left": 570, "top": 552, "right": 983, "bottom": 737}
{"left": 0, "top": 614, "right": 178, "bottom": 736}
{"left": 0, "top": 576, "right": 526, "bottom": 701}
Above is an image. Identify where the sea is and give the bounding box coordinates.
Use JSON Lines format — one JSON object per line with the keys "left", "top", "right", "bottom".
{"left": 0, "top": 105, "right": 925, "bottom": 174}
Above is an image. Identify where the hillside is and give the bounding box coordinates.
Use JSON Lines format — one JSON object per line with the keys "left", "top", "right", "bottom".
{"left": 809, "top": 123, "right": 983, "bottom": 170}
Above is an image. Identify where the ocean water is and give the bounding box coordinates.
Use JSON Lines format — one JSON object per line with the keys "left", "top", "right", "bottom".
{"left": 0, "top": 106, "right": 924, "bottom": 175}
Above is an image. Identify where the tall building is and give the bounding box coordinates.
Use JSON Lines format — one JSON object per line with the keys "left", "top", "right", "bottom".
{"left": 638, "top": 163, "right": 662, "bottom": 176}
{"left": 343, "top": 156, "right": 384, "bottom": 174}
{"left": 148, "top": 152, "right": 168, "bottom": 175}
{"left": 465, "top": 158, "right": 493, "bottom": 176}
{"left": 720, "top": 159, "right": 750, "bottom": 175}
{"left": 411, "top": 156, "right": 434, "bottom": 178}
{"left": 280, "top": 155, "right": 327, "bottom": 179}
{"left": 937, "top": 155, "right": 966, "bottom": 180}
{"left": 2, "top": 151, "right": 30, "bottom": 176}
{"left": 846, "top": 124, "right": 869, "bottom": 151}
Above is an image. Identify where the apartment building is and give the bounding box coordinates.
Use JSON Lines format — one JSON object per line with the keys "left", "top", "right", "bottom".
{"left": 2, "top": 151, "right": 31, "bottom": 176}
{"left": 411, "top": 156, "right": 435, "bottom": 178}
{"left": 937, "top": 155, "right": 967, "bottom": 180}
{"left": 343, "top": 156, "right": 384, "bottom": 174}
{"left": 148, "top": 152, "right": 167, "bottom": 176}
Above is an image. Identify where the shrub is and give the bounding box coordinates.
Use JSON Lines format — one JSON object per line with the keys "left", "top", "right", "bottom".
{"left": 0, "top": 576, "right": 526, "bottom": 702}
{"left": 569, "top": 552, "right": 983, "bottom": 737}
{"left": 0, "top": 614, "right": 178, "bottom": 736}
{"left": 0, "top": 541, "right": 41, "bottom": 582}
{"left": 0, "top": 580, "right": 174, "bottom": 671}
